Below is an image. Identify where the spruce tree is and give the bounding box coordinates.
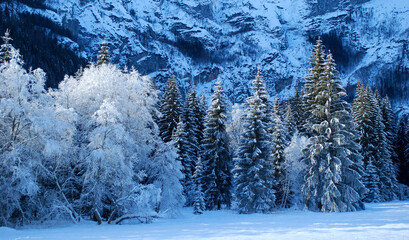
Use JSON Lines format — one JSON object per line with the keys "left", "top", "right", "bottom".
{"left": 234, "top": 73, "right": 276, "bottom": 213}
{"left": 372, "top": 91, "right": 397, "bottom": 201}
{"left": 272, "top": 99, "right": 290, "bottom": 208}
{"left": 201, "top": 80, "right": 232, "bottom": 210}
{"left": 159, "top": 76, "right": 182, "bottom": 143}
{"left": 364, "top": 158, "right": 381, "bottom": 202}
{"left": 292, "top": 88, "right": 304, "bottom": 133}
{"left": 323, "top": 53, "right": 366, "bottom": 211}
{"left": 284, "top": 101, "right": 296, "bottom": 138}
{"left": 0, "top": 29, "right": 13, "bottom": 63}
{"left": 302, "top": 48, "right": 365, "bottom": 212}
{"left": 172, "top": 117, "right": 194, "bottom": 204}
{"left": 397, "top": 118, "right": 409, "bottom": 186}
{"left": 353, "top": 84, "right": 397, "bottom": 202}
{"left": 301, "top": 37, "right": 326, "bottom": 136}
{"left": 96, "top": 41, "right": 110, "bottom": 65}
{"left": 193, "top": 158, "right": 205, "bottom": 214}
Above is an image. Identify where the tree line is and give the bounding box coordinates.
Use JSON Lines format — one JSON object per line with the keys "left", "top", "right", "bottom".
{"left": 0, "top": 31, "right": 408, "bottom": 227}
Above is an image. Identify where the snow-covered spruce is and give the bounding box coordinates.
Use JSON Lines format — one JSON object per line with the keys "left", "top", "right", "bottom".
{"left": 234, "top": 72, "right": 276, "bottom": 213}
{"left": 301, "top": 40, "right": 365, "bottom": 212}
{"left": 353, "top": 83, "right": 398, "bottom": 202}
{"left": 201, "top": 80, "right": 232, "bottom": 210}
{"left": 159, "top": 75, "right": 182, "bottom": 143}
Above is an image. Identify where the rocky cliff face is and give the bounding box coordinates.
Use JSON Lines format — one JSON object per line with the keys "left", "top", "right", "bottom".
{"left": 2, "top": 0, "right": 409, "bottom": 106}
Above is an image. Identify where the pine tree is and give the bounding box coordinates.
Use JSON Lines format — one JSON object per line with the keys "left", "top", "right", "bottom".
{"left": 198, "top": 94, "right": 207, "bottom": 145}
{"left": 301, "top": 37, "right": 326, "bottom": 136}
{"left": 0, "top": 29, "right": 13, "bottom": 63}
{"left": 292, "top": 87, "right": 304, "bottom": 133}
{"left": 323, "top": 53, "right": 366, "bottom": 211}
{"left": 234, "top": 72, "right": 276, "bottom": 213}
{"left": 372, "top": 91, "right": 397, "bottom": 201}
{"left": 96, "top": 41, "right": 110, "bottom": 65}
{"left": 272, "top": 99, "right": 290, "bottom": 208}
{"left": 284, "top": 101, "right": 296, "bottom": 138}
{"left": 193, "top": 158, "right": 205, "bottom": 214}
{"left": 172, "top": 117, "right": 194, "bottom": 204}
{"left": 302, "top": 48, "right": 365, "bottom": 212}
{"left": 353, "top": 84, "right": 397, "bottom": 202}
{"left": 201, "top": 80, "right": 232, "bottom": 210}
{"left": 380, "top": 96, "right": 399, "bottom": 197}
{"left": 364, "top": 158, "right": 381, "bottom": 203}
{"left": 397, "top": 117, "right": 409, "bottom": 186}
{"left": 159, "top": 76, "right": 182, "bottom": 143}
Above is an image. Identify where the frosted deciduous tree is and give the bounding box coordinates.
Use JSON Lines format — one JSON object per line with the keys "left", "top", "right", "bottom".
{"left": 0, "top": 40, "right": 73, "bottom": 226}
{"left": 54, "top": 64, "right": 184, "bottom": 222}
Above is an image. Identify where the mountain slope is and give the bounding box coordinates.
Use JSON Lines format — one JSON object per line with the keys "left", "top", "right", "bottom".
{"left": 2, "top": 0, "right": 409, "bottom": 105}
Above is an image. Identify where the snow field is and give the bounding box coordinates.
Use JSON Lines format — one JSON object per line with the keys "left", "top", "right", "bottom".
{"left": 1, "top": 201, "right": 408, "bottom": 240}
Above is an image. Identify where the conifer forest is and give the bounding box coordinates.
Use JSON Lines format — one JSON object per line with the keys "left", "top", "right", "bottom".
{"left": 0, "top": 25, "right": 408, "bottom": 232}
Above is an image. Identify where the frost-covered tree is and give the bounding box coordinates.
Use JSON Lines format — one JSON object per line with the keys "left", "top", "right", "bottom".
{"left": 0, "top": 42, "right": 73, "bottom": 226}
{"left": 159, "top": 76, "right": 182, "bottom": 143}
{"left": 227, "top": 103, "right": 246, "bottom": 155}
{"left": 283, "top": 133, "right": 309, "bottom": 209}
{"left": 201, "top": 80, "right": 232, "bottom": 210}
{"left": 234, "top": 73, "right": 276, "bottom": 213}
{"left": 54, "top": 64, "right": 184, "bottom": 222}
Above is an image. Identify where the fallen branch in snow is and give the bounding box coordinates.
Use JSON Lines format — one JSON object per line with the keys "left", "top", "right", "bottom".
{"left": 113, "top": 214, "right": 159, "bottom": 224}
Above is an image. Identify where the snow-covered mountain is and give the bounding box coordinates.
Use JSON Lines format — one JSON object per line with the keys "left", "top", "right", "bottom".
{"left": 2, "top": 0, "right": 409, "bottom": 106}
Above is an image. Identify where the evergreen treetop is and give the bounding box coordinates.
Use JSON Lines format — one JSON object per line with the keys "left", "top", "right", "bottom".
{"left": 96, "top": 41, "right": 110, "bottom": 66}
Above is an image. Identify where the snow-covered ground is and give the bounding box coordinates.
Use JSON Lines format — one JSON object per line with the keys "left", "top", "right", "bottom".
{"left": 1, "top": 201, "right": 409, "bottom": 240}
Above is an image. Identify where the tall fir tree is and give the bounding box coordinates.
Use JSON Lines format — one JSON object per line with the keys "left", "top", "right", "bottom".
{"left": 292, "top": 87, "right": 304, "bottom": 133}
{"left": 372, "top": 91, "right": 398, "bottom": 201}
{"left": 96, "top": 41, "right": 110, "bottom": 65}
{"left": 363, "top": 158, "right": 381, "bottom": 202}
{"left": 284, "top": 101, "right": 296, "bottom": 139}
{"left": 397, "top": 117, "right": 409, "bottom": 186}
{"left": 201, "top": 80, "right": 232, "bottom": 210}
{"left": 172, "top": 117, "right": 194, "bottom": 204}
{"left": 193, "top": 158, "right": 205, "bottom": 214}
{"left": 302, "top": 47, "right": 365, "bottom": 212}
{"left": 353, "top": 84, "right": 397, "bottom": 202}
{"left": 301, "top": 37, "right": 326, "bottom": 136}
{"left": 182, "top": 86, "right": 205, "bottom": 204}
{"left": 159, "top": 75, "right": 182, "bottom": 143}
{"left": 323, "top": 53, "right": 366, "bottom": 211}
{"left": 272, "top": 99, "right": 290, "bottom": 208}
{"left": 234, "top": 72, "right": 276, "bottom": 213}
